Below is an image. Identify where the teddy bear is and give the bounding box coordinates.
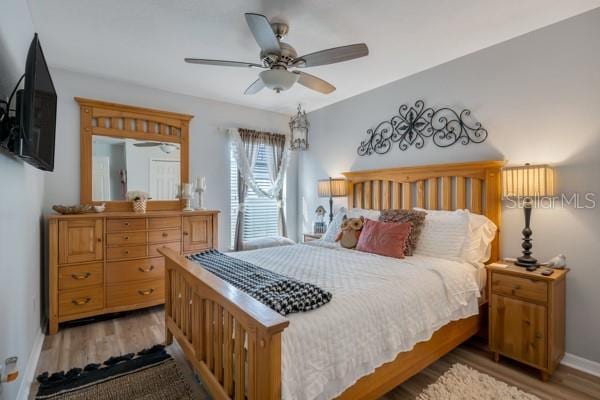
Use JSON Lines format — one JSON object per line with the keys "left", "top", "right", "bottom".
{"left": 335, "top": 215, "right": 364, "bottom": 249}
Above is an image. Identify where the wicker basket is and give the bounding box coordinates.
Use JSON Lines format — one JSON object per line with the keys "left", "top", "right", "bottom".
{"left": 132, "top": 199, "right": 147, "bottom": 214}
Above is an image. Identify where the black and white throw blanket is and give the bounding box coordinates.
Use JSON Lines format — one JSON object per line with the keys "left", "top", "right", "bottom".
{"left": 187, "top": 250, "right": 332, "bottom": 315}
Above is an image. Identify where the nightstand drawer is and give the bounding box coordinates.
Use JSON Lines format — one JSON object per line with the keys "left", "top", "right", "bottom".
{"left": 492, "top": 273, "right": 547, "bottom": 303}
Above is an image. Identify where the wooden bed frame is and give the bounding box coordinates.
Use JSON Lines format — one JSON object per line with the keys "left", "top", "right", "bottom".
{"left": 159, "top": 160, "right": 505, "bottom": 400}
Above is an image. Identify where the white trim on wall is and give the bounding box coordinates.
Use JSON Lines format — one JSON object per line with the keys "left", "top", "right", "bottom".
{"left": 562, "top": 353, "right": 600, "bottom": 378}
{"left": 17, "top": 328, "right": 44, "bottom": 400}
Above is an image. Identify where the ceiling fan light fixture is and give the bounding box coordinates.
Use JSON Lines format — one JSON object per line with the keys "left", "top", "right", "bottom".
{"left": 259, "top": 69, "right": 298, "bottom": 93}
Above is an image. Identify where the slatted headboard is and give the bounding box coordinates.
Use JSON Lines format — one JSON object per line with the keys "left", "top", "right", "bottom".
{"left": 342, "top": 160, "right": 505, "bottom": 262}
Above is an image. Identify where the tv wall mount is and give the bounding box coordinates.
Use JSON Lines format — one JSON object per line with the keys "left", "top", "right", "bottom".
{"left": 0, "top": 74, "right": 25, "bottom": 147}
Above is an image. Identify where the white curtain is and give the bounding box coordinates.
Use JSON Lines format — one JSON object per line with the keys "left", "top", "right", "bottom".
{"left": 228, "top": 128, "right": 289, "bottom": 198}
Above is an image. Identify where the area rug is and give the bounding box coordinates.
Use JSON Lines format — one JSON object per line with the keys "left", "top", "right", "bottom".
{"left": 417, "top": 363, "right": 541, "bottom": 400}
{"left": 35, "top": 345, "right": 193, "bottom": 400}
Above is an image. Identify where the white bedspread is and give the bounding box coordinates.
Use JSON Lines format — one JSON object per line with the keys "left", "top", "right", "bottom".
{"left": 229, "top": 241, "right": 480, "bottom": 400}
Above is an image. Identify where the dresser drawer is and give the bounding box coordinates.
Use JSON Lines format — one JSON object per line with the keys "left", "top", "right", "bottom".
{"left": 106, "top": 245, "right": 147, "bottom": 260}
{"left": 106, "top": 231, "right": 147, "bottom": 247}
{"left": 106, "top": 218, "right": 145, "bottom": 232}
{"left": 107, "top": 279, "right": 165, "bottom": 308}
{"left": 148, "top": 241, "right": 180, "bottom": 257}
{"left": 58, "top": 262, "right": 104, "bottom": 290}
{"left": 148, "top": 229, "right": 181, "bottom": 244}
{"left": 492, "top": 273, "right": 548, "bottom": 303}
{"left": 59, "top": 286, "right": 104, "bottom": 317}
{"left": 148, "top": 216, "right": 181, "bottom": 230}
{"left": 107, "top": 257, "right": 165, "bottom": 284}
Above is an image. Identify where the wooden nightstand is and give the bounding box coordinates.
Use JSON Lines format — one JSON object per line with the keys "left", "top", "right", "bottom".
{"left": 487, "top": 263, "right": 568, "bottom": 381}
{"left": 303, "top": 233, "right": 323, "bottom": 242}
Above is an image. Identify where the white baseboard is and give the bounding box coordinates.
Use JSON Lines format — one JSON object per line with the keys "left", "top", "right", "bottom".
{"left": 562, "top": 352, "right": 600, "bottom": 378}
{"left": 17, "top": 328, "right": 44, "bottom": 400}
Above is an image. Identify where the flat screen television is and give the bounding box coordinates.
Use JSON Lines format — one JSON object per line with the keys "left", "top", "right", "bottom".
{"left": 15, "top": 33, "right": 57, "bottom": 171}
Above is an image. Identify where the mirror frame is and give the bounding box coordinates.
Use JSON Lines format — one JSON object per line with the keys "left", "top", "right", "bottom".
{"left": 76, "top": 97, "right": 193, "bottom": 211}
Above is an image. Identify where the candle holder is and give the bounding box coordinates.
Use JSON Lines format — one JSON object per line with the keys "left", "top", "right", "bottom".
{"left": 194, "top": 177, "right": 207, "bottom": 210}
{"left": 181, "top": 183, "right": 194, "bottom": 212}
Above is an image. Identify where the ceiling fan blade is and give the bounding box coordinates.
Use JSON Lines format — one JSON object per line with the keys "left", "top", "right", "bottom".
{"left": 244, "top": 13, "right": 281, "bottom": 54}
{"left": 184, "top": 58, "right": 264, "bottom": 68}
{"left": 294, "top": 71, "right": 336, "bottom": 94}
{"left": 244, "top": 79, "right": 265, "bottom": 95}
{"left": 134, "top": 142, "right": 162, "bottom": 147}
{"left": 293, "top": 43, "right": 369, "bottom": 68}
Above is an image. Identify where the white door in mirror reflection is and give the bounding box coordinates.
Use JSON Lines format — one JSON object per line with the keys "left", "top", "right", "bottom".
{"left": 92, "top": 156, "right": 111, "bottom": 201}
{"left": 149, "top": 159, "right": 180, "bottom": 200}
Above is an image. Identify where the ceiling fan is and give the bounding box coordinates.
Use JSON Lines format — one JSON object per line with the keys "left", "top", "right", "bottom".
{"left": 185, "top": 13, "right": 369, "bottom": 95}
{"left": 134, "top": 142, "right": 179, "bottom": 154}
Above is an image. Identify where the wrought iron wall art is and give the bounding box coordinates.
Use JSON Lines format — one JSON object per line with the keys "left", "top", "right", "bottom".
{"left": 357, "top": 100, "right": 488, "bottom": 156}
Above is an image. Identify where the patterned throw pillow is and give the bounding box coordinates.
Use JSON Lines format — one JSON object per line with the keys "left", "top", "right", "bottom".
{"left": 378, "top": 209, "right": 427, "bottom": 255}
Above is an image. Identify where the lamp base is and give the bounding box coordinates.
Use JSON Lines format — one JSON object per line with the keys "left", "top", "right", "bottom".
{"left": 515, "top": 255, "right": 539, "bottom": 268}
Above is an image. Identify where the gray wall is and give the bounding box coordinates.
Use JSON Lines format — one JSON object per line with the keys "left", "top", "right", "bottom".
{"left": 299, "top": 9, "right": 600, "bottom": 362}
{"left": 0, "top": 0, "right": 45, "bottom": 398}
{"left": 44, "top": 68, "right": 298, "bottom": 249}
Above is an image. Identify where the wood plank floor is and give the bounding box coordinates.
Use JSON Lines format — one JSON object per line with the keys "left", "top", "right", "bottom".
{"left": 31, "top": 307, "right": 600, "bottom": 399}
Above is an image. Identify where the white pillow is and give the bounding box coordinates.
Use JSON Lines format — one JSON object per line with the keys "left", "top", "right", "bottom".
{"left": 321, "top": 207, "right": 381, "bottom": 242}
{"left": 414, "top": 210, "right": 469, "bottom": 260}
{"left": 461, "top": 212, "right": 497, "bottom": 267}
{"left": 414, "top": 208, "right": 497, "bottom": 266}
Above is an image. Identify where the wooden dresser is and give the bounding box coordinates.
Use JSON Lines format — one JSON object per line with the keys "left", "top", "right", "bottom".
{"left": 487, "top": 263, "right": 568, "bottom": 380}
{"left": 47, "top": 210, "right": 219, "bottom": 334}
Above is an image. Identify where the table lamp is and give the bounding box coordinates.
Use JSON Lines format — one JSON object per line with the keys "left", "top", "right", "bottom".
{"left": 502, "top": 163, "right": 556, "bottom": 268}
{"left": 318, "top": 177, "right": 348, "bottom": 223}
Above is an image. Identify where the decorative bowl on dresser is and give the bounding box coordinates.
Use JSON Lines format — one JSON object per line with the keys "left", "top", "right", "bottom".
{"left": 487, "top": 262, "right": 568, "bottom": 381}
{"left": 47, "top": 210, "right": 219, "bottom": 334}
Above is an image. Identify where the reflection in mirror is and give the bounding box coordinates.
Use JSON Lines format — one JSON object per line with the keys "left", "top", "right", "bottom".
{"left": 92, "top": 135, "right": 181, "bottom": 201}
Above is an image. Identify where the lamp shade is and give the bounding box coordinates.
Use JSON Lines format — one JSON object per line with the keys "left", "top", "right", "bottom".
{"left": 318, "top": 178, "right": 348, "bottom": 198}
{"left": 502, "top": 164, "right": 556, "bottom": 197}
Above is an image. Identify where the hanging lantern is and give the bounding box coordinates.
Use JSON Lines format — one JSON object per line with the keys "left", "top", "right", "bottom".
{"left": 289, "top": 104, "right": 309, "bottom": 151}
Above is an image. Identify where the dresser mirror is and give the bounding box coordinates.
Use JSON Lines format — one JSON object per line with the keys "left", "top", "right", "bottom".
{"left": 78, "top": 97, "right": 192, "bottom": 211}
{"left": 91, "top": 135, "right": 181, "bottom": 201}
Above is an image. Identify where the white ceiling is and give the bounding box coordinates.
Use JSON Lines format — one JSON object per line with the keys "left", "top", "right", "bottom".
{"left": 29, "top": 0, "right": 599, "bottom": 114}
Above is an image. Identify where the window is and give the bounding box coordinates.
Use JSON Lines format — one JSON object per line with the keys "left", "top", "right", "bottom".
{"left": 230, "top": 143, "right": 281, "bottom": 247}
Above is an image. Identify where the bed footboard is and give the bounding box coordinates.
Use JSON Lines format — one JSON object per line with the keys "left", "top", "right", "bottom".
{"left": 159, "top": 248, "right": 289, "bottom": 400}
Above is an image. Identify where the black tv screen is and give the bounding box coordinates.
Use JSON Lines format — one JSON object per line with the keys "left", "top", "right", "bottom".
{"left": 17, "top": 33, "right": 57, "bottom": 171}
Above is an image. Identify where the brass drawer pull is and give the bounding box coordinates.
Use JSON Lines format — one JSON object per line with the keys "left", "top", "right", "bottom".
{"left": 138, "top": 288, "right": 155, "bottom": 296}
{"left": 72, "top": 297, "right": 91, "bottom": 306}
{"left": 71, "top": 272, "right": 91, "bottom": 280}
{"left": 138, "top": 265, "right": 155, "bottom": 273}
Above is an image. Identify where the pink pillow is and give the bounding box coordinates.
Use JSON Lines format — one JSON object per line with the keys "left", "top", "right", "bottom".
{"left": 356, "top": 219, "right": 412, "bottom": 259}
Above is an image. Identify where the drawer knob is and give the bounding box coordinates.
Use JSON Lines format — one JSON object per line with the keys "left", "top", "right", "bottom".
{"left": 71, "top": 272, "right": 91, "bottom": 280}
{"left": 138, "top": 265, "right": 155, "bottom": 273}
{"left": 124, "top": 236, "right": 129, "bottom": 240}
{"left": 124, "top": 250, "right": 129, "bottom": 255}
{"left": 124, "top": 222, "right": 130, "bottom": 226}
{"left": 183, "top": 231, "right": 189, "bottom": 236}
{"left": 162, "top": 232, "right": 168, "bottom": 238}
{"left": 97, "top": 238, "right": 102, "bottom": 243}
{"left": 138, "top": 288, "right": 155, "bottom": 296}
{"left": 72, "top": 297, "right": 91, "bottom": 306}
